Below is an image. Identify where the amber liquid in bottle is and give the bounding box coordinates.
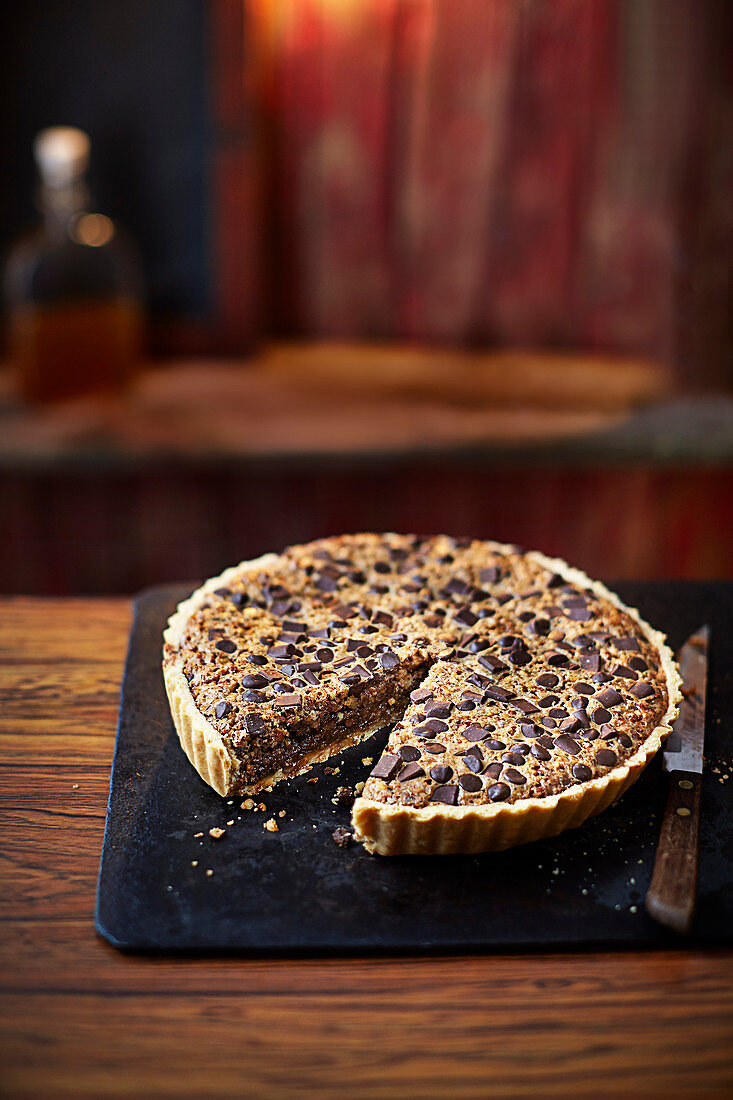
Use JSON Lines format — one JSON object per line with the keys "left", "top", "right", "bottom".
{"left": 4, "top": 128, "right": 144, "bottom": 403}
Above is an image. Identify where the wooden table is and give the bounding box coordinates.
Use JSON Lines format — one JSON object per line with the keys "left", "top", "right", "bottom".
{"left": 2, "top": 598, "right": 732, "bottom": 1098}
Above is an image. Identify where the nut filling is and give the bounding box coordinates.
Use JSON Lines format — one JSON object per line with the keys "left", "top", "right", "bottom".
{"left": 163, "top": 534, "right": 678, "bottom": 818}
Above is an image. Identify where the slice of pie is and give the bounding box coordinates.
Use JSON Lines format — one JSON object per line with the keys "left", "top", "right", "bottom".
{"left": 162, "top": 534, "right": 681, "bottom": 854}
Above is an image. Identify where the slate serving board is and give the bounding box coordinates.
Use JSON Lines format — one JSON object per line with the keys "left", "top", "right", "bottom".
{"left": 96, "top": 581, "right": 733, "bottom": 954}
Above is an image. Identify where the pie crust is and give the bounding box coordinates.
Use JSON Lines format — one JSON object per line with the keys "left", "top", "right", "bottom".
{"left": 162, "top": 537, "right": 681, "bottom": 856}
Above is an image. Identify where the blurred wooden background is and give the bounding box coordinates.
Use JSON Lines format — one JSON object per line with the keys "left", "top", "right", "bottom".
{"left": 2, "top": 0, "right": 732, "bottom": 593}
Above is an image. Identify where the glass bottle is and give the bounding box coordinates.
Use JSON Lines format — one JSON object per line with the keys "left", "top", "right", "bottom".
{"left": 4, "top": 127, "right": 144, "bottom": 403}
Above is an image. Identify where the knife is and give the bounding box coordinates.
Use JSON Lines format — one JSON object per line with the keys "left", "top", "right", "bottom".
{"left": 645, "top": 625, "right": 709, "bottom": 934}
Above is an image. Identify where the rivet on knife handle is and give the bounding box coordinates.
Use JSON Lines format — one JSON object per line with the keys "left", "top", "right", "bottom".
{"left": 645, "top": 770, "right": 702, "bottom": 933}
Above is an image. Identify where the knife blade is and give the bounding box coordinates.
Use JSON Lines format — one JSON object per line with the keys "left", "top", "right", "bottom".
{"left": 645, "top": 625, "right": 710, "bottom": 934}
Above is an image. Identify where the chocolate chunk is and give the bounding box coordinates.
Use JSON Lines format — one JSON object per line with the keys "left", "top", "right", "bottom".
{"left": 453, "top": 606, "right": 479, "bottom": 627}
{"left": 214, "top": 587, "right": 231, "bottom": 597}
{"left": 569, "top": 608, "right": 592, "bottom": 621}
{"left": 424, "top": 718, "right": 448, "bottom": 734}
{"left": 370, "top": 754, "right": 401, "bottom": 781}
{"left": 214, "top": 700, "right": 232, "bottom": 719}
{"left": 244, "top": 712, "right": 265, "bottom": 735}
{"left": 538, "top": 694, "right": 559, "bottom": 708}
{"left": 516, "top": 721, "right": 539, "bottom": 739}
{"left": 248, "top": 654, "right": 267, "bottom": 666}
{"left": 510, "top": 698, "right": 538, "bottom": 715}
{"left": 273, "top": 693, "right": 301, "bottom": 708}
{"left": 332, "top": 826, "right": 353, "bottom": 848}
{"left": 612, "top": 663, "right": 637, "bottom": 680}
{"left": 462, "top": 724, "right": 489, "bottom": 743}
{"left": 241, "top": 673, "right": 269, "bottom": 688}
{"left": 579, "top": 654, "right": 601, "bottom": 672}
{"left": 398, "top": 762, "right": 426, "bottom": 782}
{"left": 600, "top": 723, "right": 618, "bottom": 740}
{"left": 630, "top": 682, "right": 654, "bottom": 699}
{"left": 216, "top": 639, "right": 237, "bottom": 654}
{"left": 399, "top": 745, "right": 421, "bottom": 762}
{"left": 478, "top": 654, "right": 508, "bottom": 673}
{"left": 429, "top": 765, "right": 453, "bottom": 783}
{"left": 502, "top": 767, "right": 526, "bottom": 785}
{"left": 411, "top": 687, "right": 433, "bottom": 703}
{"left": 459, "top": 773, "right": 483, "bottom": 792}
{"left": 595, "top": 748, "right": 617, "bottom": 767}
{"left": 479, "top": 566, "right": 501, "bottom": 584}
{"left": 536, "top": 672, "right": 560, "bottom": 689}
{"left": 483, "top": 684, "right": 516, "bottom": 703}
{"left": 613, "top": 636, "right": 640, "bottom": 651}
{"left": 537, "top": 734, "right": 555, "bottom": 749}
{"left": 531, "top": 744, "right": 551, "bottom": 761}
{"left": 430, "top": 784, "right": 458, "bottom": 805}
{"left": 559, "top": 716, "right": 581, "bottom": 734}
{"left": 315, "top": 573, "right": 338, "bottom": 592}
{"left": 488, "top": 782, "right": 511, "bottom": 802}
{"left": 554, "top": 734, "right": 582, "bottom": 756}
{"left": 332, "top": 602, "right": 358, "bottom": 619}
{"left": 572, "top": 764, "right": 593, "bottom": 782}
{"left": 530, "top": 617, "right": 551, "bottom": 636}
{"left": 595, "top": 687, "right": 623, "bottom": 707}
{"left": 580, "top": 727, "right": 599, "bottom": 741}
{"left": 629, "top": 656, "right": 648, "bottom": 672}
{"left": 425, "top": 702, "right": 452, "bottom": 719}
{"left": 378, "top": 650, "right": 399, "bottom": 670}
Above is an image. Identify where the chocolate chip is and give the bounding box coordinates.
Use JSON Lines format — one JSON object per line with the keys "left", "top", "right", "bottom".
{"left": 554, "top": 735, "right": 582, "bottom": 756}
{"left": 272, "top": 693, "right": 301, "bottom": 708}
{"left": 501, "top": 752, "right": 525, "bottom": 766}
{"left": 547, "top": 652, "right": 569, "bottom": 666}
{"left": 429, "top": 765, "right": 453, "bottom": 783}
{"left": 595, "top": 748, "right": 617, "bottom": 767}
{"left": 595, "top": 687, "right": 623, "bottom": 707}
{"left": 241, "top": 673, "right": 269, "bottom": 688}
{"left": 459, "top": 773, "right": 483, "bottom": 792}
{"left": 462, "top": 724, "right": 488, "bottom": 743}
{"left": 399, "top": 745, "right": 421, "bottom": 762}
{"left": 536, "top": 673, "right": 560, "bottom": 689}
{"left": 485, "top": 739, "right": 506, "bottom": 752}
{"left": 580, "top": 727, "right": 599, "bottom": 741}
{"left": 572, "top": 764, "right": 593, "bottom": 782}
{"left": 370, "top": 754, "right": 401, "bottom": 781}
{"left": 430, "top": 784, "right": 458, "bottom": 805}
{"left": 464, "top": 754, "right": 485, "bottom": 774}
{"left": 214, "top": 700, "right": 232, "bottom": 719}
{"left": 378, "top": 650, "right": 399, "bottom": 670}
{"left": 531, "top": 744, "right": 551, "bottom": 761}
{"left": 574, "top": 682, "right": 594, "bottom": 695}
{"left": 617, "top": 732, "right": 633, "bottom": 748}
{"left": 398, "top": 762, "right": 425, "bottom": 782}
{"left": 502, "top": 767, "right": 526, "bottom": 785}
{"left": 216, "top": 639, "right": 237, "bottom": 654}
{"left": 485, "top": 762, "right": 503, "bottom": 779}
{"left": 537, "top": 734, "right": 555, "bottom": 749}
{"left": 424, "top": 718, "right": 448, "bottom": 734}
{"left": 488, "top": 782, "right": 511, "bottom": 801}
{"left": 591, "top": 707, "right": 612, "bottom": 724}
{"left": 424, "top": 742, "right": 447, "bottom": 754}
{"left": 630, "top": 682, "right": 654, "bottom": 699}
{"left": 411, "top": 687, "right": 433, "bottom": 703}
{"left": 600, "top": 723, "right": 618, "bottom": 740}
{"left": 628, "top": 656, "right": 648, "bottom": 672}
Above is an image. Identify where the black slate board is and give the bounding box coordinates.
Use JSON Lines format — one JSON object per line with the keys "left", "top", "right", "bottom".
{"left": 96, "top": 581, "right": 733, "bottom": 954}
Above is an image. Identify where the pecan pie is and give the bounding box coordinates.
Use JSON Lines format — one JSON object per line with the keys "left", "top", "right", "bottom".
{"left": 162, "top": 534, "right": 681, "bottom": 854}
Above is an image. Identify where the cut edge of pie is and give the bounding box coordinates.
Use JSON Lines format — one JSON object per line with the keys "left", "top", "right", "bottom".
{"left": 161, "top": 542, "right": 682, "bottom": 855}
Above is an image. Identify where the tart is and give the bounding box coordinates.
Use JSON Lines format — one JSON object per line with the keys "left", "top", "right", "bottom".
{"left": 162, "top": 534, "right": 681, "bottom": 855}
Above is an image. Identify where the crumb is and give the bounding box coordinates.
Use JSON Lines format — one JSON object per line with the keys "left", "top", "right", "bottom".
{"left": 307, "top": 777, "right": 319, "bottom": 784}
{"left": 71, "top": 783, "right": 79, "bottom": 789}
{"left": 332, "top": 785, "right": 354, "bottom": 807}
{"left": 191, "top": 860, "right": 198, "bottom": 867}
{"left": 264, "top": 818, "right": 278, "bottom": 832}
{"left": 209, "top": 827, "right": 225, "bottom": 840}
{"left": 227, "top": 799, "right": 233, "bottom": 805}
{"left": 354, "top": 781, "right": 365, "bottom": 795}
{"left": 332, "top": 826, "right": 353, "bottom": 848}
{"left": 226, "top": 820, "right": 234, "bottom": 826}
{"left": 194, "top": 832, "right": 204, "bottom": 838}
{"left": 332, "top": 767, "right": 341, "bottom": 775}
{"left": 362, "top": 757, "right": 373, "bottom": 766}
{"left": 278, "top": 810, "right": 286, "bottom": 818}
{"left": 241, "top": 798, "right": 254, "bottom": 810}
{"left": 206, "top": 869, "right": 213, "bottom": 877}
{"left": 323, "top": 766, "right": 336, "bottom": 775}
{"left": 257, "top": 802, "right": 266, "bottom": 811}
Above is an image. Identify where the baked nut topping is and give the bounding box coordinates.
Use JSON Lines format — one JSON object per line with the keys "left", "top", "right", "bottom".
{"left": 162, "top": 534, "right": 681, "bottom": 854}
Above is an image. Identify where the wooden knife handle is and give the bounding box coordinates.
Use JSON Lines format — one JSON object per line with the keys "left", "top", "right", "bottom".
{"left": 645, "top": 771, "right": 702, "bottom": 934}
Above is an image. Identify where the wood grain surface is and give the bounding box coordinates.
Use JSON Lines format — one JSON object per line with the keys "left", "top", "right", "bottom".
{"left": 1, "top": 597, "right": 732, "bottom": 1098}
